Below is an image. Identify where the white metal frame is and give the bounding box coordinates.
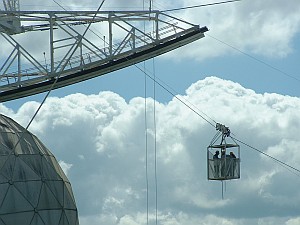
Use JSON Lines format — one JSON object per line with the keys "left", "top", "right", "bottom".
{"left": 0, "top": 9, "right": 208, "bottom": 101}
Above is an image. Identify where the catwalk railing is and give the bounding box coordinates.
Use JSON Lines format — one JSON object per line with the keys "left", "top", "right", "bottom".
{"left": 0, "top": 10, "right": 208, "bottom": 101}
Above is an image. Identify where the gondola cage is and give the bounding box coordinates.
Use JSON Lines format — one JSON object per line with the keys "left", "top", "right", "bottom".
{"left": 207, "top": 123, "right": 240, "bottom": 181}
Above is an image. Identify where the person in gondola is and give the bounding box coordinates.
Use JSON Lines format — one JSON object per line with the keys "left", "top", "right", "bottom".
{"left": 213, "top": 150, "right": 219, "bottom": 159}
{"left": 220, "top": 147, "right": 226, "bottom": 177}
{"left": 213, "top": 151, "right": 220, "bottom": 178}
{"left": 221, "top": 148, "right": 226, "bottom": 158}
{"left": 230, "top": 151, "right": 236, "bottom": 158}
{"left": 229, "top": 151, "right": 237, "bottom": 177}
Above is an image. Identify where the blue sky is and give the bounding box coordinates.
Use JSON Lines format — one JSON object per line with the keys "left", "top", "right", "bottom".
{"left": 5, "top": 37, "right": 300, "bottom": 110}
{"left": 1, "top": 1, "right": 300, "bottom": 225}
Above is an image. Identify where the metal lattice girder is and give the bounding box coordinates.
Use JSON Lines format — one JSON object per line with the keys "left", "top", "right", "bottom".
{"left": 0, "top": 10, "right": 208, "bottom": 102}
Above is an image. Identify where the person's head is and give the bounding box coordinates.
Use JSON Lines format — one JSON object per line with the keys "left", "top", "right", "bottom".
{"left": 215, "top": 150, "right": 219, "bottom": 155}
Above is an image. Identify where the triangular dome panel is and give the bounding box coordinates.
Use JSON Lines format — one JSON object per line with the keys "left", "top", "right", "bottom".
{"left": 45, "top": 155, "right": 69, "bottom": 182}
{"left": 32, "top": 136, "right": 53, "bottom": 156}
{"left": 0, "top": 144, "right": 11, "bottom": 156}
{"left": 14, "top": 180, "right": 43, "bottom": 208}
{"left": 1, "top": 211, "right": 34, "bottom": 225}
{"left": 37, "top": 183, "right": 62, "bottom": 210}
{"left": 45, "top": 180, "right": 64, "bottom": 206}
{"left": 59, "top": 211, "right": 69, "bottom": 225}
{"left": 0, "top": 173, "right": 8, "bottom": 184}
{"left": 65, "top": 209, "right": 78, "bottom": 225}
{"left": 0, "top": 155, "right": 9, "bottom": 169}
{"left": 13, "top": 156, "right": 41, "bottom": 181}
{"left": 0, "top": 155, "right": 15, "bottom": 180}
{"left": 63, "top": 183, "right": 76, "bottom": 210}
{"left": 38, "top": 209, "right": 62, "bottom": 225}
{"left": 0, "top": 218, "right": 6, "bottom": 225}
{"left": 0, "top": 185, "right": 33, "bottom": 214}
{"left": 30, "top": 213, "right": 46, "bottom": 225}
{"left": 0, "top": 183, "right": 9, "bottom": 207}
{"left": 41, "top": 156, "right": 62, "bottom": 181}
{"left": 18, "top": 155, "right": 43, "bottom": 177}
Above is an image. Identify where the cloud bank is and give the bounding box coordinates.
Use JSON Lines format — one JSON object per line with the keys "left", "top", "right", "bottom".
{"left": 1, "top": 76, "right": 300, "bottom": 225}
{"left": 158, "top": 0, "right": 300, "bottom": 61}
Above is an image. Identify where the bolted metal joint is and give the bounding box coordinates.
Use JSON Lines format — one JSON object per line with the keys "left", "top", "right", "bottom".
{"left": 216, "top": 123, "right": 230, "bottom": 137}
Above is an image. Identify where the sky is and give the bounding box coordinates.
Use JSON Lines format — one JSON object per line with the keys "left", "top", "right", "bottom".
{"left": 1, "top": 0, "right": 300, "bottom": 225}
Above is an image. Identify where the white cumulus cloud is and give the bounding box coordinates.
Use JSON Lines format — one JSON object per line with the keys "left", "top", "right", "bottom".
{"left": 160, "top": 0, "right": 300, "bottom": 61}
{"left": 1, "top": 76, "right": 300, "bottom": 225}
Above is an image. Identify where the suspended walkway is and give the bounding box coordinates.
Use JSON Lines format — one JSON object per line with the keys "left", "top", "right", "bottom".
{"left": 0, "top": 10, "right": 208, "bottom": 102}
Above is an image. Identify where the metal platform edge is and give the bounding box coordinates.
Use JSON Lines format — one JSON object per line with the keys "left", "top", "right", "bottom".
{"left": 0, "top": 26, "right": 208, "bottom": 102}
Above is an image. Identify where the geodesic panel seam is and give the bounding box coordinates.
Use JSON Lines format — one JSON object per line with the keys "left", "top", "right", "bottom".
{"left": 0, "top": 114, "right": 79, "bottom": 225}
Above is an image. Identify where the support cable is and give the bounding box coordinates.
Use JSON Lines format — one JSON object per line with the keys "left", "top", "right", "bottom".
{"left": 143, "top": 1, "right": 149, "bottom": 224}
{"left": 11, "top": 69, "right": 61, "bottom": 153}
{"left": 12, "top": 0, "right": 106, "bottom": 151}
{"left": 150, "top": 2, "right": 159, "bottom": 222}
{"left": 152, "top": 57, "right": 158, "bottom": 225}
{"left": 207, "top": 34, "right": 300, "bottom": 83}
{"left": 231, "top": 136, "right": 300, "bottom": 176}
{"left": 221, "top": 181, "right": 224, "bottom": 200}
{"left": 134, "top": 64, "right": 216, "bottom": 128}
{"left": 140, "top": 65, "right": 218, "bottom": 126}
{"left": 155, "top": 72, "right": 218, "bottom": 125}
{"left": 144, "top": 67, "right": 149, "bottom": 225}
{"left": 161, "top": 0, "right": 242, "bottom": 13}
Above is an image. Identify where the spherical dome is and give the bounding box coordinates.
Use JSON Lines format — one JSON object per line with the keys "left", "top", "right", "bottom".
{"left": 0, "top": 114, "right": 79, "bottom": 225}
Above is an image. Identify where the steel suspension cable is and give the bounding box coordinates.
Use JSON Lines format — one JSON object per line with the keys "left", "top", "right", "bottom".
{"left": 231, "top": 136, "right": 300, "bottom": 175}
{"left": 150, "top": 2, "right": 159, "bottom": 222}
{"left": 144, "top": 65, "right": 149, "bottom": 225}
{"left": 11, "top": 0, "right": 107, "bottom": 153}
{"left": 161, "top": 0, "right": 242, "bottom": 12}
{"left": 138, "top": 63, "right": 218, "bottom": 126}
{"left": 152, "top": 56, "right": 158, "bottom": 225}
{"left": 135, "top": 64, "right": 216, "bottom": 128}
{"left": 151, "top": 70, "right": 218, "bottom": 125}
{"left": 143, "top": 1, "right": 149, "bottom": 224}
{"left": 207, "top": 34, "right": 300, "bottom": 83}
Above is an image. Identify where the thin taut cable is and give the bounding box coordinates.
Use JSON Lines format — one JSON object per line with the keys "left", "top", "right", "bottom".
{"left": 134, "top": 64, "right": 216, "bottom": 128}
{"left": 143, "top": 1, "right": 149, "bottom": 224}
{"left": 161, "top": 0, "right": 242, "bottom": 12}
{"left": 232, "top": 136, "right": 300, "bottom": 175}
{"left": 144, "top": 68, "right": 149, "bottom": 225}
{"left": 139, "top": 65, "right": 218, "bottom": 126}
{"left": 153, "top": 56, "right": 158, "bottom": 225}
{"left": 207, "top": 34, "right": 300, "bottom": 83}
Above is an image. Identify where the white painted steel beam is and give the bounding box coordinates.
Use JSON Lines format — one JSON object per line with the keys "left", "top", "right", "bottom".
{"left": 0, "top": 10, "right": 208, "bottom": 102}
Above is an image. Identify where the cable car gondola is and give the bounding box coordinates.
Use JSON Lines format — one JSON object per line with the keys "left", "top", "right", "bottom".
{"left": 207, "top": 123, "right": 240, "bottom": 181}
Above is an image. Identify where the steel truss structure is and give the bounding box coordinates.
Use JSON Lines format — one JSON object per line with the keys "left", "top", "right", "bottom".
{"left": 0, "top": 9, "right": 208, "bottom": 102}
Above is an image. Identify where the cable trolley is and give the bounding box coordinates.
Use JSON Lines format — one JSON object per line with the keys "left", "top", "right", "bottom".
{"left": 207, "top": 123, "right": 240, "bottom": 181}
